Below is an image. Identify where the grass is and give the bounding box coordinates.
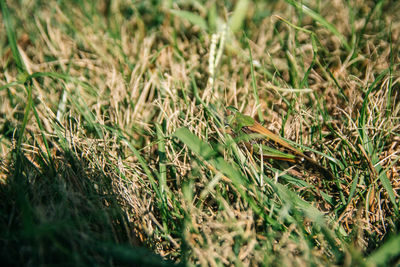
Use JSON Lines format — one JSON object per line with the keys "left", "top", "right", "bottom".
{"left": 1, "top": 0, "right": 400, "bottom": 266}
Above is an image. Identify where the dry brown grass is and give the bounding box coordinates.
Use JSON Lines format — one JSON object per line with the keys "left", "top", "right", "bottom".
{"left": 1, "top": 0, "right": 400, "bottom": 266}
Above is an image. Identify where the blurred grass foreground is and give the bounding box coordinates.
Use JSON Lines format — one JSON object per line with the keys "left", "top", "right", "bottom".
{"left": 1, "top": 0, "right": 400, "bottom": 266}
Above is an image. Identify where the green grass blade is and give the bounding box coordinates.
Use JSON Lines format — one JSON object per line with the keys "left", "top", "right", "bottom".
{"left": 377, "top": 156, "right": 400, "bottom": 213}
{"left": 156, "top": 123, "right": 168, "bottom": 201}
{"left": 286, "top": 0, "right": 351, "bottom": 51}
{"left": 0, "top": 81, "right": 20, "bottom": 91}
{"left": 31, "top": 101, "right": 54, "bottom": 171}
{"left": 245, "top": 36, "right": 263, "bottom": 123}
{"left": 0, "top": 0, "right": 25, "bottom": 71}
{"left": 170, "top": 9, "right": 207, "bottom": 31}
{"left": 368, "top": 233, "right": 400, "bottom": 266}
{"left": 255, "top": 143, "right": 297, "bottom": 160}
{"left": 15, "top": 84, "right": 33, "bottom": 156}
{"left": 347, "top": 172, "right": 359, "bottom": 205}
{"left": 229, "top": 0, "right": 250, "bottom": 33}
{"left": 378, "top": 170, "right": 399, "bottom": 213}
{"left": 174, "top": 128, "right": 218, "bottom": 161}
{"left": 387, "top": 24, "right": 394, "bottom": 115}
{"left": 358, "top": 69, "right": 388, "bottom": 154}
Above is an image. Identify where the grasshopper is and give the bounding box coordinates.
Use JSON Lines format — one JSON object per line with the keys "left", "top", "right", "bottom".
{"left": 226, "top": 106, "right": 334, "bottom": 180}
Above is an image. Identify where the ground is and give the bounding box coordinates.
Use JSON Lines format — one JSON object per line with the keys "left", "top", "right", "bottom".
{"left": 1, "top": 0, "right": 400, "bottom": 266}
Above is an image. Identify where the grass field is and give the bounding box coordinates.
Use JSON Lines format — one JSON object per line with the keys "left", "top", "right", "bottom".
{"left": 1, "top": 0, "right": 400, "bottom": 266}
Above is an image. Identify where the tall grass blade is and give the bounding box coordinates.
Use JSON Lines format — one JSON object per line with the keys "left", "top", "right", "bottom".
{"left": 368, "top": 233, "right": 400, "bottom": 266}
{"left": 378, "top": 156, "right": 400, "bottom": 213}
{"left": 0, "top": 0, "right": 25, "bottom": 71}
{"left": 170, "top": 9, "right": 207, "bottom": 31}
{"left": 245, "top": 36, "right": 263, "bottom": 123}
{"left": 286, "top": 0, "right": 351, "bottom": 51}
{"left": 229, "top": 0, "right": 249, "bottom": 33}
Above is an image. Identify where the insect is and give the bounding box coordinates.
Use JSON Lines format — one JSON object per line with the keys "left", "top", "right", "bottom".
{"left": 226, "top": 106, "right": 334, "bottom": 180}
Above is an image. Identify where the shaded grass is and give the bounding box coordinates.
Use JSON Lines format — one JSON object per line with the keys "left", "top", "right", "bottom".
{"left": 0, "top": 150, "right": 178, "bottom": 266}
{"left": 1, "top": 0, "right": 400, "bottom": 266}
